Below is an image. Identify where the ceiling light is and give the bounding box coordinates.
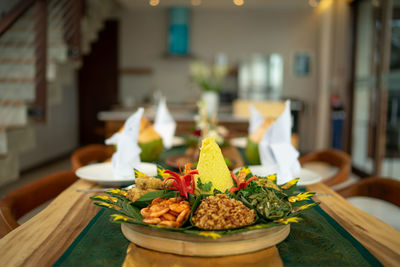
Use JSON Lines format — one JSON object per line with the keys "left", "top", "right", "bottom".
{"left": 191, "top": 0, "right": 201, "bottom": 6}
{"left": 233, "top": 0, "right": 244, "bottom": 7}
{"left": 149, "top": 0, "right": 159, "bottom": 7}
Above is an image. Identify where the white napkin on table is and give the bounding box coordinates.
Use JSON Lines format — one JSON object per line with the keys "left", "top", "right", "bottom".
{"left": 107, "top": 108, "right": 144, "bottom": 180}
{"left": 249, "top": 105, "right": 264, "bottom": 134}
{"left": 258, "top": 100, "right": 301, "bottom": 184}
{"left": 154, "top": 97, "right": 176, "bottom": 149}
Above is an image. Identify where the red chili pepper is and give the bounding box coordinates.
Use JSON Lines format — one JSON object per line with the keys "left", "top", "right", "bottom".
{"left": 163, "top": 163, "right": 198, "bottom": 198}
{"left": 229, "top": 171, "right": 258, "bottom": 193}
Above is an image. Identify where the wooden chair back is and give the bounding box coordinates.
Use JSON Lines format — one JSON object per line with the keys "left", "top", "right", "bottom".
{"left": 299, "top": 149, "right": 351, "bottom": 187}
{"left": 0, "top": 171, "right": 77, "bottom": 238}
{"left": 337, "top": 177, "right": 400, "bottom": 207}
{"left": 71, "top": 144, "right": 115, "bottom": 171}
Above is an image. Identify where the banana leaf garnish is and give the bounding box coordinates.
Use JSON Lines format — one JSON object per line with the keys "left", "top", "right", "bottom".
{"left": 291, "top": 202, "right": 320, "bottom": 214}
{"left": 134, "top": 169, "right": 148, "bottom": 178}
{"left": 274, "top": 216, "right": 303, "bottom": 225}
{"left": 288, "top": 192, "right": 316, "bottom": 203}
{"left": 157, "top": 167, "right": 171, "bottom": 180}
{"left": 281, "top": 178, "right": 300, "bottom": 190}
{"left": 198, "top": 232, "right": 221, "bottom": 240}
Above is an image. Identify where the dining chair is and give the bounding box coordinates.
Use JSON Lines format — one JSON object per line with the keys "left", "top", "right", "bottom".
{"left": 71, "top": 144, "right": 115, "bottom": 171}
{"left": 0, "top": 171, "right": 77, "bottom": 238}
{"left": 299, "top": 149, "right": 351, "bottom": 187}
{"left": 337, "top": 177, "right": 400, "bottom": 207}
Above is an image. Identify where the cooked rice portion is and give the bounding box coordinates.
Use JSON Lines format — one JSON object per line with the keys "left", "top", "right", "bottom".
{"left": 192, "top": 194, "right": 255, "bottom": 230}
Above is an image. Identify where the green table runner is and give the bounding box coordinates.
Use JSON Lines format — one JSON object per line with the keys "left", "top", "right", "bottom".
{"left": 54, "top": 206, "right": 382, "bottom": 267}
{"left": 54, "top": 146, "right": 383, "bottom": 266}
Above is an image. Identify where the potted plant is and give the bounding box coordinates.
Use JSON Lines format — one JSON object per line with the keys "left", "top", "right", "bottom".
{"left": 189, "top": 60, "right": 228, "bottom": 117}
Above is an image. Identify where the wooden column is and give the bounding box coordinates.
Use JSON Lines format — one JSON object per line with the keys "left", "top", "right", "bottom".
{"left": 62, "top": 0, "right": 82, "bottom": 59}
{"left": 33, "top": 0, "right": 47, "bottom": 122}
{"left": 373, "top": 0, "right": 392, "bottom": 175}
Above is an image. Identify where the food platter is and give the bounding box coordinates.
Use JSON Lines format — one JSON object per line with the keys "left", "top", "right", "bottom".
{"left": 90, "top": 138, "right": 319, "bottom": 258}
{"left": 121, "top": 223, "right": 290, "bottom": 256}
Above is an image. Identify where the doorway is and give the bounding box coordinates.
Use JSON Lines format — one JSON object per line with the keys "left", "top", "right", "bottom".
{"left": 78, "top": 20, "right": 119, "bottom": 145}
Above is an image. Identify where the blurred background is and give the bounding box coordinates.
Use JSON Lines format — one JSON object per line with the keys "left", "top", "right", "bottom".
{"left": 0, "top": 0, "right": 399, "bottom": 189}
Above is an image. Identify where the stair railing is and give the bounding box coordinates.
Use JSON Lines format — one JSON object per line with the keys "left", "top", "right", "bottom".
{"left": 0, "top": 0, "right": 83, "bottom": 122}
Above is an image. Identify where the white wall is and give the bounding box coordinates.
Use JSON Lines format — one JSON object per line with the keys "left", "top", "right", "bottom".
{"left": 19, "top": 63, "right": 79, "bottom": 170}
{"left": 118, "top": 7, "right": 319, "bottom": 152}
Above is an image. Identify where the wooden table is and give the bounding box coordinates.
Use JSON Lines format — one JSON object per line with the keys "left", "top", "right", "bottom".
{"left": 0, "top": 180, "right": 400, "bottom": 267}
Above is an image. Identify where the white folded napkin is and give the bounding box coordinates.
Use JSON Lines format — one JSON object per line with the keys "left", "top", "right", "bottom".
{"left": 249, "top": 105, "right": 264, "bottom": 134}
{"left": 109, "top": 108, "right": 144, "bottom": 180}
{"left": 258, "top": 100, "right": 301, "bottom": 184}
{"left": 154, "top": 97, "right": 176, "bottom": 149}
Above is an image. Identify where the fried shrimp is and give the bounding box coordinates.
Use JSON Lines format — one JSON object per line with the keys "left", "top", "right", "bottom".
{"left": 140, "top": 197, "right": 191, "bottom": 228}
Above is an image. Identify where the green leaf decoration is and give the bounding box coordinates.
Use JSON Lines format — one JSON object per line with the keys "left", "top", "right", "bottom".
{"left": 93, "top": 202, "right": 122, "bottom": 211}
{"left": 189, "top": 194, "right": 203, "bottom": 227}
{"left": 105, "top": 189, "right": 128, "bottom": 200}
{"left": 122, "top": 201, "right": 143, "bottom": 222}
{"left": 281, "top": 178, "right": 300, "bottom": 190}
{"left": 132, "top": 190, "right": 179, "bottom": 208}
{"left": 234, "top": 166, "right": 254, "bottom": 179}
{"left": 288, "top": 192, "right": 316, "bottom": 203}
{"left": 274, "top": 216, "right": 303, "bottom": 225}
{"left": 90, "top": 195, "right": 118, "bottom": 204}
{"left": 157, "top": 167, "right": 170, "bottom": 179}
{"left": 266, "top": 174, "right": 277, "bottom": 182}
{"left": 134, "top": 168, "right": 148, "bottom": 178}
{"left": 213, "top": 188, "right": 222, "bottom": 194}
{"left": 198, "top": 232, "right": 221, "bottom": 240}
{"left": 291, "top": 202, "right": 320, "bottom": 214}
{"left": 110, "top": 214, "right": 136, "bottom": 223}
{"left": 197, "top": 177, "right": 212, "bottom": 192}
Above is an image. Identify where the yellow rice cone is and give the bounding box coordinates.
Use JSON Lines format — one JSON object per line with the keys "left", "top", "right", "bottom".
{"left": 196, "top": 137, "right": 233, "bottom": 193}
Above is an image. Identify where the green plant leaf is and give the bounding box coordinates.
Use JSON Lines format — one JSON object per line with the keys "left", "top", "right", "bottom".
{"left": 197, "top": 178, "right": 212, "bottom": 192}
{"left": 132, "top": 190, "right": 179, "bottom": 208}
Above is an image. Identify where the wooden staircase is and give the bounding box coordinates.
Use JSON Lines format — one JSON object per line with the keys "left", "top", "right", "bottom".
{"left": 0, "top": 0, "right": 116, "bottom": 186}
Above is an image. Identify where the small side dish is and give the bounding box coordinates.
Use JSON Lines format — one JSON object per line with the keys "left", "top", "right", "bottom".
{"left": 140, "top": 197, "right": 191, "bottom": 228}
{"left": 192, "top": 194, "right": 255, "bottom": 230}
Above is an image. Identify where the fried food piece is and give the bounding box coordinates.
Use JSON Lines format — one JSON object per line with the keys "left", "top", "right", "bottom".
{"left": 135, "top": 176, "right": 164, "bottom": 190}
{"left": 192, "top": 194, "right": 255, "bottom": 230}
{"left": 126, "top": 188, "right": 156, "bottom": 202}
{"left": 127, "top": 176, "right": 168, "bottom": 203}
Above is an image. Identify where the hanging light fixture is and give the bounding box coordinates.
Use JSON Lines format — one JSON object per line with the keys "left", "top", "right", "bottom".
{"left": 191, "top": 0, "right": 202, "bottom": 6}
{"left": 233, "top": 0, "right": 244, "bottom": 7}
{"left": 149, "top": 0, "right": 160, "bottom": 7}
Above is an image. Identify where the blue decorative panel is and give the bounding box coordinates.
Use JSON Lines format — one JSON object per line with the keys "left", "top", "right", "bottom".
{"left": 168, "top": 7, "right": 189, "bottom": 55}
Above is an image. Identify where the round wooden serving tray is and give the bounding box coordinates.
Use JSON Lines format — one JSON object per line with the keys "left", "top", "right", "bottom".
{"left": 121, "top": 224, "right": 290, "bottom": 257}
